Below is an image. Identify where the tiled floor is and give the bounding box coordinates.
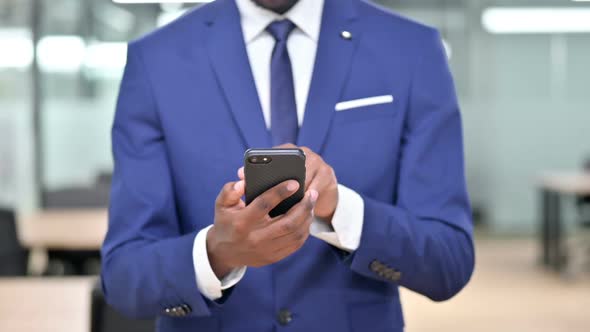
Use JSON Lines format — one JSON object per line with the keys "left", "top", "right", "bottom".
{"left": 1, "top": 237, "right": 589, "bottom": 332}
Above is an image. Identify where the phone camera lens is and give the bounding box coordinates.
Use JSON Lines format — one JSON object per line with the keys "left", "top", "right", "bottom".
{"left": 248, "top": 156, "right": 272, "bottom": 164}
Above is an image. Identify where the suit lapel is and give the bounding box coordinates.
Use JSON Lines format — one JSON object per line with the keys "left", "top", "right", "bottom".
{"left": 297, "top": 0, "right": 360, "bottom": 154}
{"left": 205, "top": 0, "right": 271, "bottom": 149}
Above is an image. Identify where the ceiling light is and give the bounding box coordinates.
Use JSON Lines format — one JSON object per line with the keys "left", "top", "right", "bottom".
{"left": 482, "top": 7, "right": 590, "bottom": 34}
{"left": 113, "top": 0, "right": 212, "bottom": 3}
{"left": 37, "top": 36, "right": 86, "bottom": 73}
{"left": 85, "top": 42, "right": 127, "bottom": 71}
{"left": 0, "top": 29, "right": 33, "bottom": 69}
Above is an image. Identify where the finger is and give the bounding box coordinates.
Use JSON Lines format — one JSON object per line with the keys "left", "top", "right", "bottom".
{"left": 299, "top": 146, "right": 312, "bottom": 155}
{"left": 300, "top": 146, "right": 317, "bottom": 163}
{"left": 256, "top": 214, "right": 274, "bottom": 230}
{"left": 305, "top": 156, "right": 323, "bottom": 189}
{"left": 275, "top": 143, "right": 297, "bottom": 149}
{"left": 308, "top": 175, "right": 321, "bottom": 193}
{"left": 268, "top": 217, "right": 313, "bottom": 260}
{"left": 303, "top": 149, "right": 321, "bottom": 189}
{"left": 305, "top": 163, "right": 319, "bottom": 189}
{"left": 270, "top": 212, "right": 312, "bottom": 245}
{"left": 237, "top": 167, "right": 245, "bottom": 180}
{"left": 257, "top": 190, "right": 318, "bottom": 239}
{"left": 243, "top": 180, "right": 300, "bottom": 221}
{"left": 216, "top": 180, "right": 245, "bottom": 208}
{"left": 308, "top": 166, "right": 332, "bottom": 192}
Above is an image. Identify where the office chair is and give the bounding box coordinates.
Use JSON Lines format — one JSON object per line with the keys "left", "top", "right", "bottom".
{"left": 91, "top": 279, "right": 155, "bottom": 332}
{"left": 565, "top": 158, "right": 590, "bottom": 278}
{"left": 0, "top": 208, "right": 28, "bottom": 276}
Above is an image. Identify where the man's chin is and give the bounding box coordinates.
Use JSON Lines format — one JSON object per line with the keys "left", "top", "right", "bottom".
{"left": 252, "top": 0, "right": 300, "bottom": 14}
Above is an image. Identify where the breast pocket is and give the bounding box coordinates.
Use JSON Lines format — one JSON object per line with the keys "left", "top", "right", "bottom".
{"left": 333, "top": 95, "right": 397, "bottom": 124}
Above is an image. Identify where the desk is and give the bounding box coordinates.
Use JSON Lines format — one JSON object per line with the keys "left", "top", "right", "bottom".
{"left": 538, "top": 172, "right": 590, "bottom": 271}
{"left": 0, "top": 277, "right": 95, "bottom": 332}
{"left": 18, "top": 209, "right": 108, "bottom": 250}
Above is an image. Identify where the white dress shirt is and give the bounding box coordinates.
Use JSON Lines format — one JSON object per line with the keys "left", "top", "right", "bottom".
{"left": 193, "top": 0, "right": 365, "bottom": 301}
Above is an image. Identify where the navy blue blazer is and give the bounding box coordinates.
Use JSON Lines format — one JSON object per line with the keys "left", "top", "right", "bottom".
{"left": 101, "top": 0, "right": 475, "bottom": 331}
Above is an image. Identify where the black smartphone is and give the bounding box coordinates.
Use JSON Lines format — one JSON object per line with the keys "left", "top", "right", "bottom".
{"left": 244, "top": 148, "right": 306, "bottom": 218}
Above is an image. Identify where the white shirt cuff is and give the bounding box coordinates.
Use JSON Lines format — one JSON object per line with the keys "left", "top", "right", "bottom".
{"left": 193, "top": 225, "right": 247, "bottom": 301}
{"left": 310, "top": 184, "right": 364, "bottom": 252}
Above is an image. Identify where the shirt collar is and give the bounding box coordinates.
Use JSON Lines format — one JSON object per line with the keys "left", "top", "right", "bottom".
{"left": 235, "top": 0, "right": 324, "bottom": 44}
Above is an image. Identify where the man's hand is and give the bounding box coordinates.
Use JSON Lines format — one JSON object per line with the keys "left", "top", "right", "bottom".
{"left": 238, "top": 144, "right": 339, "bottom": 223}
{"left": 297, "top": 146, "right": 339, "bottom": 222}
{"left": 207, "top": 179, "right": 318, "bottom": 279}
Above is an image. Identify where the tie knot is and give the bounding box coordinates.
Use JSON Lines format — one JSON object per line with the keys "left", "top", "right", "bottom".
{"left": 266, "top": 19, "right": 296, "bottom": 42}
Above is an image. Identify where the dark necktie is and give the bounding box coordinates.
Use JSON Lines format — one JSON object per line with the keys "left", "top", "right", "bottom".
{"left": 266, "top": 19, "right": 298, "bottom": 146}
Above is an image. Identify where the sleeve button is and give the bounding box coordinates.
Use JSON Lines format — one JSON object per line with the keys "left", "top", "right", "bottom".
{"left": 181, "top": 304, "right": 192, "bottom": 314}
{"left": 370, "top": 260, "right": 382, "bottom": 272}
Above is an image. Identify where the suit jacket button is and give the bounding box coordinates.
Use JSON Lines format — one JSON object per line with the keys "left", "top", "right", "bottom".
{"left": 384, "top": 269, "right": 396, "bottom": 280}
{"left": 277, "top": 309, "right": 293, "bottom": 326}
{"left": 370, "top": 260, "right": 382, "bottom": 273}
{"left": 181, "top": 304, "right": 192, "bottom": 314}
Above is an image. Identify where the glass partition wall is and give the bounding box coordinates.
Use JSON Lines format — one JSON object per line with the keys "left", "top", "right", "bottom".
{"left": 38, "top": 0, "right": 155, "bottom": 207}
{"left": 0, "top": 0, "right": 34, "bottom": 210}
{"left": 34, "top": 0, "right": 200, "bottom": 208}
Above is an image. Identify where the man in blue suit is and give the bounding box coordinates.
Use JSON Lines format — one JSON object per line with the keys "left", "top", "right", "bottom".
{"left": 101, "top": 0, "right": 475, "bottom": 331}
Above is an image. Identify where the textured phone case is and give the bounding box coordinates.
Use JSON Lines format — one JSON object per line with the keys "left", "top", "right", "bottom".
{"left": 245, "top": 152, "right": 306, "bottom": 218}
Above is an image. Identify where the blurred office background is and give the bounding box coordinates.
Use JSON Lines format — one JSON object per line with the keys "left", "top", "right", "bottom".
{"left": 1, "top": 0, "right": 589, "bottom": 331}
{"left": 1, "top": 0, "right": 589, "bottom": 230}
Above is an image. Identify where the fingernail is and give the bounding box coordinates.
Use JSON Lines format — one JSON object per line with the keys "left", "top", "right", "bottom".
{"left": 287, "top": 181, "right": 298, "bottom": 191}
{"left": 310, "top": 190, "right": 319, "bottom": 203}
{"left": 234, "top": 181, "right": 243, "bottom": 191}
